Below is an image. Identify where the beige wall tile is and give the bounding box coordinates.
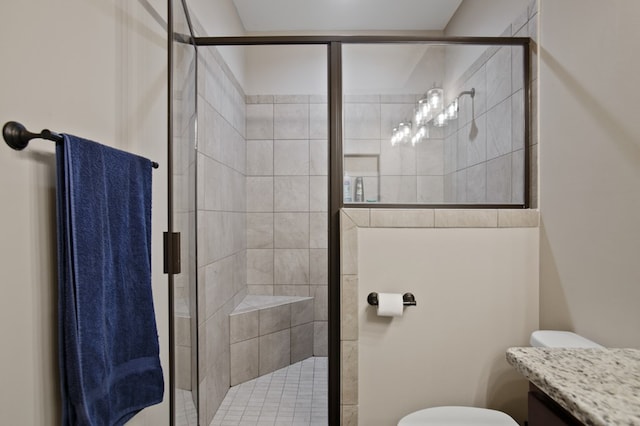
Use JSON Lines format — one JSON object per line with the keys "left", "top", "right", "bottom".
{"left": 259, "top": 330, "right": 291, "bottom": 375}
{"left": 309, "top": 176, "right": 328, "bottom": 212}
{"left": 486, "top": 154, "right": 512, "bottom": 204}
{"left": 291, "top": 323, "right": 314, "bottom": 363}
{"left": 230, "top": 310, "right": 259, "bottom": 344}
{"left": 310, "top": 249, "right": 328, "bottom": 285}
{"left": 291, "top": 298, "right": 314, "bottom": 326}
{"left": 274, "top": 285, "right": 310, "bottom": 297}
{"left": 314, "top": 321, "right": 328, "bottom": 356}
{"left": 486, "top": 46, "right": 512, "bottom": 110}
{"left": 341, "top": 405, "right": 358, "bottom": 426}
{"left": 311, "top": 285, "right": 328, "bottom": 322}
{"left": 230, "top": 338, "right": 259, "bottom": 386}
{"left": 175, "top": 345, "right": 191, "bottom": 390}
{"left": 417, "top": 176, "right": 445, "bottom": 203}
{"left": 342, "top": 208, "right": 370, "bottom": 227}
{"left": 247, "top": 212, "right": 274, "bottom": 249}
{"left": 498, "top": 209, "right": 539, "bottom": 228}
{"left": 274, "top": 176, "right": 309, "bottom": 212}
{"left": 434, "top": 209, "right": 498, "bottom": 228}
{"left": 248, "top": 284, "right": 274, "bottom": 296}
{"left": 379, "top": 176, "right": 417, "bottom": 203}
{"left": 247, "top": 249, "right": 274, "bottom": 285}
{"left": 486, "top": 97, "right": 513, "bottom": 160}
{"left": 370, "top": 209, "right": 435, "bottom": 228}
{"left": 247, "top": 177, "right": 274, "bottom": 212}
{"left": 340, "top": 211, "right": 358, "bottom": 275}
{"left": 344, "top": 103, "right": 381, "bottom": 139}
{"left": 274, "top": 103, "right": 309, "bottom": 139}
{"left": 246, "top": 103, "right": 273, "bottom": 139}
{"left": 246, "top": 139, "right": 273, "bottom": 176}
{"left": 309, "top": 213, "right": 328, "bottom": 249}
{"left": 175, "top": 316, "right": 191, "bottom": 347}
{"left": 309, "top": 139, "right": 328, "bottom": 175}
{"left": 274, "top": 212, "right": 309, "bottom": 248}
{"left": 341, "top": 275, "right": 358, "bottom": 341}
{"left": 341, "top": 341, "right": 358, "bottom": 405}
{"left": 274, "top": 139, "right": 309, "bottom": 175}
{"left": 259, "top": 304, "right": 291, "bottom": 335}
{"left": 274, "top": 249, "right": 309, "bottom": 284}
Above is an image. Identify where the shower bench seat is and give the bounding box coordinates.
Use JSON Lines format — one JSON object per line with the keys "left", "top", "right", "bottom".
{"left": 229, "top": 295, "right": 315, "bottom": 386}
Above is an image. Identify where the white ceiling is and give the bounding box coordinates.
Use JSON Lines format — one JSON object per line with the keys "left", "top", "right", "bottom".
{"left": 231, "top": 0, "right": 464, "bottom": 32}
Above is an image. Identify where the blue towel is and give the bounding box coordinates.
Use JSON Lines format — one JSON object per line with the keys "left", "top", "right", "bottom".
{"left": 56, "top": 134, "right": 163, "bottom": 426}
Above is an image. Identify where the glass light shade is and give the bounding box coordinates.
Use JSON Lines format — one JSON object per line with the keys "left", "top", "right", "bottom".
{"left": 416, "top": 98, "right": 430, "bottom": 124}
{"left": 411, "top": 126, "right": 428, "bottom": 146}
{"left": 427, "top": 87, "right": 443, "bottom": 110}
{"left": 391, "top": 127, "right": 399, "bottom": 146}
{"left": 421, "top": 101, "right": 430, "bottom": 118}
{"left": 446, "top": 98, "right": 458, "bottom": 120}
{"left": 414, "top": 108, "right": 423, "bottom": 126}
{"left": 400, "top": 122, "right": 411, "bottom": 139}
{"left": 433, "top": 112, "right": 446, "bottom": 127}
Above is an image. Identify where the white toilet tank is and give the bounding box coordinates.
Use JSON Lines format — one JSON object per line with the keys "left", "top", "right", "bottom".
{"left": 530, "top": 330, "right": 603, "bottom": 348}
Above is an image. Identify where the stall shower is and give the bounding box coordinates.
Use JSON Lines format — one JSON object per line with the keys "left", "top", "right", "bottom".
{"left": 172, "top": 4, "right": 530, "bottom": 424}
{"left": 172, "top": 21, "right": 330, "bottom": 424}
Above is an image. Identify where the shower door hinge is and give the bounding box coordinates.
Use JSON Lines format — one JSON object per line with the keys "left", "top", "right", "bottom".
{"left": 163, "top": 232, "right": 181, "bottom": 275}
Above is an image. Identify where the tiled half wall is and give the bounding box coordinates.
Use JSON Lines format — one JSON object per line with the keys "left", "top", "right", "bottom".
{"left": 339, "top": 207, "right": 540, "bottom": 424}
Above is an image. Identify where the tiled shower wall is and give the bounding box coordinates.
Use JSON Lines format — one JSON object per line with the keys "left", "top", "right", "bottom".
{"left": 343, "top": 30, "right": 536, "bottom": 207}
{"left": 197, "top": 46, "right": 248, "bottom": 425}
{"left": 343, "top": 94, "right": 446, "bottom": 204}
{"left": 443, "top": 6, "right": 538, "bottom": 206}
{"left": 245, "top": 95, "right": 329, "bottom": 356}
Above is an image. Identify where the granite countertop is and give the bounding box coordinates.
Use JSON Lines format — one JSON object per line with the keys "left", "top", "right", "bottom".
{"left": 506, "top": 347, "right": 640, "bottom": 426}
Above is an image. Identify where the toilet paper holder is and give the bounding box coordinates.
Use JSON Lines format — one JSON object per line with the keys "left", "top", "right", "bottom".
{"left": 367, "top": 292, "right": 417, "bottom": 306}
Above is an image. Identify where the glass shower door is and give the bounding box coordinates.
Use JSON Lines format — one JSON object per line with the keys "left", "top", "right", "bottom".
{"left": 171, "top": 0, "right": 199, "bottom": 424}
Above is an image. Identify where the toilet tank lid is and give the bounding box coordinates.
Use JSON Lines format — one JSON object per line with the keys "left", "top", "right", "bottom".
{"left": 530, "top": 330, "right": 603, "bottom": 348}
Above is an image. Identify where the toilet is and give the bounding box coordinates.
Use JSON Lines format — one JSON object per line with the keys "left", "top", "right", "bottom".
{"left": 397, "top": 330, "right": 602, "bottom": 425}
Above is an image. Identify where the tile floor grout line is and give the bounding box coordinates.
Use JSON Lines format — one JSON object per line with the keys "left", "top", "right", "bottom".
{"left": 204, "top": 356, "right": 327, "bottom": 426}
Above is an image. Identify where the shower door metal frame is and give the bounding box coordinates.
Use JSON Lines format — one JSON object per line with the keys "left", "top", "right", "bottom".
{"left": 169, "top": 33, "right": 532, "bottom": 425}
{"left": 168, "top": 0, "right": 200, "bottom": 424}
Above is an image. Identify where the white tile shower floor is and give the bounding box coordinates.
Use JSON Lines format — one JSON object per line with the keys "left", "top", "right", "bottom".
{"left": 211, "top": 357, "right": 328, "bottom": 426}
{"left": 176, "top": 388, "right": 198, "bottom": 426}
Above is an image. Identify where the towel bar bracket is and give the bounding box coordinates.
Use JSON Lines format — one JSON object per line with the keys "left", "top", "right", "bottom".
{"left": 3, "top": 121, "right": 62, "bottom": 150}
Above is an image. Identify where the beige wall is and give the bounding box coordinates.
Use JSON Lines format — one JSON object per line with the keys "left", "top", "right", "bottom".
{"left": 357, "top": 226, "right": 539, "bottom": 425}
{"left": 538, "top": 1, "right": 640, "bottom": 348}
{"left": 184, "top": 0, "right": 247, "bottom": 88}
{"left": 446, "top": 0, "right": 529, "bottom": 36}
{"left": 0, "top": 0, "right": 169, "bottom": 424}
{"left": 445, "top": 0, "right": 530, "bottom": 82}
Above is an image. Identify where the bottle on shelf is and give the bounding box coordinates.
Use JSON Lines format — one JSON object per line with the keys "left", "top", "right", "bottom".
{"left": 354, "top": 176, "right": 364, "bottom": 202}
{"left": 343, "top": 173, "right": 352, "bottom": 203}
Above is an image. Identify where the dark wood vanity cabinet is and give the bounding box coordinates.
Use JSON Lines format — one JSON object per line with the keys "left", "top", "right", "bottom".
{"left": 528, "top": 384, "right": 584, "bottom": 426}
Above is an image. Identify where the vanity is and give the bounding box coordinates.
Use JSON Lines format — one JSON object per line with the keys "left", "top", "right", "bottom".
{"left": 506, "top": 347, "right": 640, "bottom": 425}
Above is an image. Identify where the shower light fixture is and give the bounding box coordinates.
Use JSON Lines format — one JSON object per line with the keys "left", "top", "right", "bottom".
{"left": 445, "top": 98, "right": 459, "bottom": 121}
{"left": 391, "top": 121, "right": 412, "bottom": 146}
{"left": 391, "top": 87, "right": 475, "bottom": 146}
{"left": 427, "top": 86, "right": 443, "bottom": 110}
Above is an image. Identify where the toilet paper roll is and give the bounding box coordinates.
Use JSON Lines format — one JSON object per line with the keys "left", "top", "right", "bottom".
{"left": 376, "top": 293, "right": 404, "bottom": 317}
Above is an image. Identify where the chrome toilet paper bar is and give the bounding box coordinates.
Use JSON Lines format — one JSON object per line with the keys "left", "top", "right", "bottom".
{"left": 367, "top": 292, "right": 416, "bottom": 306}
